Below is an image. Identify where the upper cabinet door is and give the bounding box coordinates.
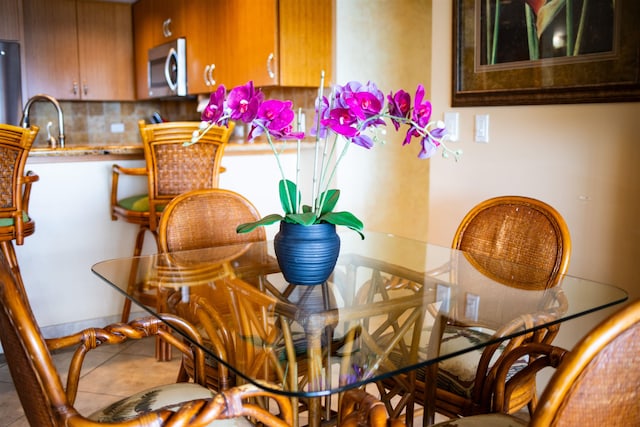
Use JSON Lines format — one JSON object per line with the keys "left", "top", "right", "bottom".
{"left": 225, "top": 0, "right": 279, "bottom": 88}
{"left": 77, "top": 1, "right": 134, "bottom": 100}
{"left": 23, "top": 0, "right": 134, "bottom": 101}
{"left": 186, "top": 0, "right": 230, "bottom": 95}
{"left": 23, "top": 0, "right": 80, "bottom": 99}
{"left": 133, "top": 0, "right": 187, "bottom": 99}
{"left": 0, "top": 0, "right": 21, "bottom": 41}
{"left": 278, "top": 0, "right": 333, "bottom": 87}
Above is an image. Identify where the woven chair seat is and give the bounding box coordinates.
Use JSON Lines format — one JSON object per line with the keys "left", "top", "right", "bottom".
{"left": 429, "top": 327, "right": 529, "bottom": 399}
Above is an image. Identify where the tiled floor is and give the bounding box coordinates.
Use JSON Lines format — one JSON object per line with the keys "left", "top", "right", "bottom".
{"left": 0, "top": 337, "right": 182, "bottom": 426}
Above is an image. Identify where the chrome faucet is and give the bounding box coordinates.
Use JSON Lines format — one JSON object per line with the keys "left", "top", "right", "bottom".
{"left": 21, "top": 94, "right": 65, "bottom": 148}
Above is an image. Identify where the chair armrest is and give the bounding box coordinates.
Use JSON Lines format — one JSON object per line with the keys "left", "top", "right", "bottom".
{"left": 20, "top": 171, "right": 39, "bottom": 215}
{"left": 45, "top": 314, "right": 207, "bottom": 405}
{"left": 490, "top": 342, "right": 568, "bottom": 413}
{"left": 110, "top": 164, "right": 147, "bottom": 220}
{"left": 339, "top": 389, "right": 406, "bottom": 427}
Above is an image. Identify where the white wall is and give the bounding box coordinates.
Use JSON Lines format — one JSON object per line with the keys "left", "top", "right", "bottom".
{"left": 16, "top": 159, "right": 147, "bottom": 331}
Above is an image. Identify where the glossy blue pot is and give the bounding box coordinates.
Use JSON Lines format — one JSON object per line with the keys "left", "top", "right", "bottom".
{"left": 274, "top": 221, "right": 340, "bottom": 286}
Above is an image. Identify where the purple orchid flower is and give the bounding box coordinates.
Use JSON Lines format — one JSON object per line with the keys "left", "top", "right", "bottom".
{"left": 310, "top": 95, "right": 330, "bottom": 139}
{"left": 387, "top": 89, "right": 411, "bottom": 130}
{"left": 418, "top": 125, "right": 446, "bottom": 159}
{"left": 403, "top": 84, "right": 433, "bottom": 146}
{"left": 201, "top": 85, "right": 227, "bottom": 125}
{"left": 248, "top": 99, "right": 304, "bottom": 140}
{"left": 226, "top": 81, "right": 264, "bottom": 123}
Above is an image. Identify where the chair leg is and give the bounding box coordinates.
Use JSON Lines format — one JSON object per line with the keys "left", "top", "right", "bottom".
{"left": 120, "top": 225, "right": 149, "bottom": 323}
{"left": 1, "top": 241, "right": 27, "bottom": 297}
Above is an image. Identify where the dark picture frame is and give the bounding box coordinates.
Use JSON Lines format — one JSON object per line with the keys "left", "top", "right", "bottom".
{"left": 452, "top": 0, "right": 640, "bottom": 106}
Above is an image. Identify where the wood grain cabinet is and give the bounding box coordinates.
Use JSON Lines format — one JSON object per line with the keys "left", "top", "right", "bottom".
{"left": 198, "top": 0, "right": 333, "bottom": 90}
{"left": 133, "top": 0, "right": 333, "bottom": 97}
{"left": 23, "top": 0, "right": 134, "bottom": 101}
{"left": 0, "top": 0, "right": 22, "bottom": 41}
{"left": 132, "top": 0, "right": 187, "bottom": 99}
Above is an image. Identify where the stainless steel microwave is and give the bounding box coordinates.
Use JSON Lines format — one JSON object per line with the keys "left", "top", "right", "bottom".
{"left": 148, "top": 38, "right": 187, "bottom": 98}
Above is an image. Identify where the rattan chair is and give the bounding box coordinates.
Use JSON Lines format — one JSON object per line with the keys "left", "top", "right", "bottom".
{"left": 158, "top": 188, "right": 275, "bottom": 391}
{"left": 158, "top": 188, "right": 267, "bottom": 252}
{"left": 370, "top": 196, "right": 571, "bottom": 425}
{"left": 0, "top": 123, "right": 39, "bottom": 295}
{"left": 422, "top": 195, "right": 572, "bottom": 422}
{"left": 111, "top": 120, "right": 234, "bottom": 325}
{"left": 430, "top": 299, "right": 640, "bottom": 427}
{"left": 0, "top": 249, "right": 294, "bottom": 427}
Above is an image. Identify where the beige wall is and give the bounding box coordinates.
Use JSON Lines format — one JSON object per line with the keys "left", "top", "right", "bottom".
{"left": 337, "top": 1, "right": 639, "bottom": 354}
{"left": 427, "top": 2, "right": 640, "bottom": 356}
{"left": 335, "top": 0, "right": 432, "bottom": 240}
{"left": 429, "top": 2, "right": 640, "bottom": 300}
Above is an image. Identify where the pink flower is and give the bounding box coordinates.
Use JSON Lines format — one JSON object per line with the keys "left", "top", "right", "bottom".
{"left": 226, "top": 81, "right": 264, "bottom": 123}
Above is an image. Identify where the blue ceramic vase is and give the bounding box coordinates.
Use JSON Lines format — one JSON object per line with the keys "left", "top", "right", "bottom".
{"left": 273, "top": 221, "right": 341, "bottom": 286}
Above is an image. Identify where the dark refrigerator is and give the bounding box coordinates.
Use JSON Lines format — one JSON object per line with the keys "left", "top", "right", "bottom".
{"left": 0, "top": 40, "right": 22, "bottom": 126}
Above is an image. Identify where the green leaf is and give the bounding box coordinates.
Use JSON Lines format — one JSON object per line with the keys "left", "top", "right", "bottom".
{"left": 236, "top": 214, "right": 284, "bottom": 233}
{"left": 319, "top": 211, "right": 365, "bottom": 239}
{"left": 302, "top": 204, "right": 313, "bottom": 213}
{"left": 317, "top": 189, "right": 339, "bottom": 215}
{"left": 285, "top": 212, "right": 318, "bottom": 226}
{"left": 278, "top": 179, "right": 299, "bottom": 214}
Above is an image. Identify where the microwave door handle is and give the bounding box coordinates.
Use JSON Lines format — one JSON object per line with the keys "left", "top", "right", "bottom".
{"left": 164, "top": 48, "right": 178, "bottom": 92}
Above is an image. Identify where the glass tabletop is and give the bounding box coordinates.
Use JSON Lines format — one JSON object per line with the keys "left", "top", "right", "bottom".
{"left": 92, "top": 231, "right": 627, "bottom": 398}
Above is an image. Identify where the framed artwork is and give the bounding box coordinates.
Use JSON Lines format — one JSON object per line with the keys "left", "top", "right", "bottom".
{"left": 452, "top": 0, "right": 640, "bottom": 106}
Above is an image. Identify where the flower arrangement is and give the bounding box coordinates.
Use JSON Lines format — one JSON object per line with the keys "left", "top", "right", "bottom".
{"left": 188, "top": 75, "right": 460, "bottom": 239}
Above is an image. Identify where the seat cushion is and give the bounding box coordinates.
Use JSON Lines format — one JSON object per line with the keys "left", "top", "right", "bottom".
{"left": 435, "top": 327, "right": 529, "bottom": 399}
{"left": 0, "top": 211, "right": 30, "bottom": 227}
{"left": 89, "top": 382, "right": 251, "bottom": 426}
{"left": 117, "top": 194, "right": 151, "bottom": 212}
{"left": 431, "top": 413, "right": 527, "bottom": 426}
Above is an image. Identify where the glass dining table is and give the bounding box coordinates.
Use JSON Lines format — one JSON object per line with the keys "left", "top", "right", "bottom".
{"left": 92, "top": 232, "right": 627, "bottom": 427}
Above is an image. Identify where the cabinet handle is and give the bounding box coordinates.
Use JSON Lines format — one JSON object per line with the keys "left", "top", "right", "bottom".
{"left": 82, "top": 82, "right": 88, "bottom": 96}
{"left": 204, "top": 65, "right": 210, "bottom": 86}
{"left": 208, "top": 63, "right": 216, "bottom": 86}
{"left": 163, "top": 18, "right": 172, "bottom": 38}
{"left": 266, "top": 52, "right": 275, "bottom": 79}
{"left": 72, "top": 81, "right": 78, "bottom": 95}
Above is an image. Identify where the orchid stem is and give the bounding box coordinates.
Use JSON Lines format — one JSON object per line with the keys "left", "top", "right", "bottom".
{"left": 311, "top": 71, "right": 325, "bottom": 217}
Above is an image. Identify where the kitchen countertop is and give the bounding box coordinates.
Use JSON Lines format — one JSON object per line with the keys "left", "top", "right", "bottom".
{"left": 28, "top": 141, "right": 314, "bottom": 163}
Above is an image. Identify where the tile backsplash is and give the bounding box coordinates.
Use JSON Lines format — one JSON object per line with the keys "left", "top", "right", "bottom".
{"left": 25, "top": 87, "right": 318, "bottom": 148}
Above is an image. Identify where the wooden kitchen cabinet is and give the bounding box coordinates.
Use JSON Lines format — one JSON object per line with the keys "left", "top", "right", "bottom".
{"left": 23, "top": 0, "right": 134, "bottom": 101}
{"left": 0, "top": 0, "right": 22, "bottom": 41}
{"left": 208, "top": 0, "right": 333, "bottom": 89}
{"left": 185, "top": 0, "right": 231, "bottom": 95}
{"left": 132, "top": 0, "right": 187, "bottom": 99}
{"left": 132, "top": 0, "right": 333, "bottom": 97}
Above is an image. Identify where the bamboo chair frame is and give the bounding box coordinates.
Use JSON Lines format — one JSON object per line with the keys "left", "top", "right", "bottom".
{"left": 111, "top": 120, "right": 234, "bottom": 325}
{"left": 0, "top": 123, "right": 39, "bottom": 295}
{"left": 424, "top": 195, "right": 572, "bottom": 422}
{"left": 0, "top": 249, "right": 294, "bottom": 427}
{"left": 431, "top": 299, "right": 640, "bottom": 427}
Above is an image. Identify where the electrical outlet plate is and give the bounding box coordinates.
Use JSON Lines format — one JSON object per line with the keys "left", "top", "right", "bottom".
{"left": 475, "top": 114, "right": 489, "bottom": 143}
{"left": 444, "top": 112, "right": 459, "bottom": 141}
